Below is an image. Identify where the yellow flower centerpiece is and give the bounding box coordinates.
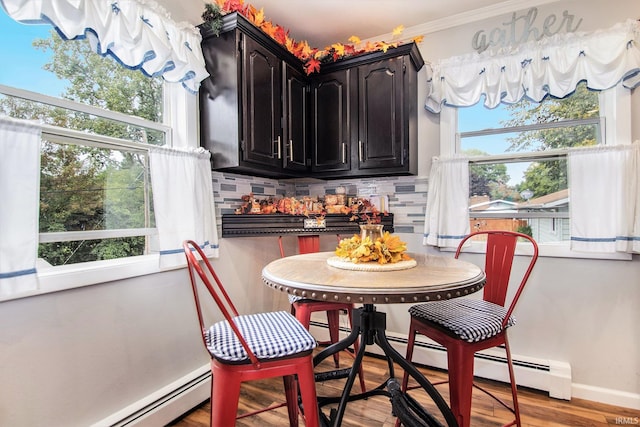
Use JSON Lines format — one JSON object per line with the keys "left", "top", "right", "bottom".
{"left": 335, "top": 231, "right": 412, "bottom": 265}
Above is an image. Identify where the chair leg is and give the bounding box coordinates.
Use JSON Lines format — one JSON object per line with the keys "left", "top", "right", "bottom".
{"left": 504, "top": 335, "right": 522, "bottom": 427}
{"left": 400, "top": 323, "right": 418, "bottom": 392}
{"left": 447, "top": 342, "right": 475, "bottom": 427}
{"left": 293, "top": 302, "right": 312, "bottom": 328}
{"left": 326, "top": 309, "right": 341, "bottom": 368}
{"left": 211, "top": 364, "right": 241, "bottom": 427}
{"left": 296, "top": 359, "right": 320, "bottom": 427}
{"left": 283, "top": 374, "right": 299, "bottom": 427}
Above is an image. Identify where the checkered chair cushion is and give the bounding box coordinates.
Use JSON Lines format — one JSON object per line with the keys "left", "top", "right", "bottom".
{"left": 409, "top": 299, "right": 516, "bottom": 343}
{"left": 205, "top": 311, "right": 317, "bottom": 362}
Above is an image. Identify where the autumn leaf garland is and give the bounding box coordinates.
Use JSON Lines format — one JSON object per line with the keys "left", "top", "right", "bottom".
{"left": 203, "top": 0, "right": 424, "bottom": 75}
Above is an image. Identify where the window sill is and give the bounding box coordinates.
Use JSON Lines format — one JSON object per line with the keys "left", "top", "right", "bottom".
{"left": 441, "top": 241, "right": 633, "bottom": 261}
{"left": 0, "top": 254, "right": 185, "bottom": 303}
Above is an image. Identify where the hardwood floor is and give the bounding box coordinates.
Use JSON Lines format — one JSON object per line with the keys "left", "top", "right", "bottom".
{"left": 167, "top": 350, "right": 637, "bottom": 426}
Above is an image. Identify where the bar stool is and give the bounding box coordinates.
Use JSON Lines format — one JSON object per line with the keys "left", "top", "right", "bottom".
{"left": 279, "top": 235, "right": 366, "bottom": 393}
{"left": 184, "top": 240, "right": 320, "bottom": 426}
{"left": 399, "top": 231, "right": 538, "bottom": 427}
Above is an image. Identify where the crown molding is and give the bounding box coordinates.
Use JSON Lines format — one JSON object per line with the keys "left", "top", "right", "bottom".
{"left": 366, "top": 0, "right": 562, "bottom": 44}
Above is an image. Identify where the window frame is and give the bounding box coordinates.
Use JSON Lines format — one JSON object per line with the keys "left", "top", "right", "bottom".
{"left": 439, "top": 85, "right": 633, "bottom": 260}
{"left": 0, "top": 84, "right": 198, "bottom": 303}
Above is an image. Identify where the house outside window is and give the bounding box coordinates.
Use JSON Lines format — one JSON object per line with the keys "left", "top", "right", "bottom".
{"left": 0, "top": 12, "right": 166, "bottom": 267}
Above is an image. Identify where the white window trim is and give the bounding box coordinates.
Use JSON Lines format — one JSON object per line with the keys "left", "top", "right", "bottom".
{"left": 439, "top": 86, "right": 633, "bottom": 260}
{"left": 1, "top": 82, "right": 200, "bottom": 302}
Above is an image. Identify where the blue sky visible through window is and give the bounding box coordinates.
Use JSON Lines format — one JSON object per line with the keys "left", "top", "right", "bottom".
{"left": 0, "top": 9, "right": 67, "bottom": 96}
{"left": 458, "top": 102, "right": 528, "bottom": 187}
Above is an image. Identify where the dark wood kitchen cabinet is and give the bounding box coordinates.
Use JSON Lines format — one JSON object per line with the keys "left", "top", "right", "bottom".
{"left": 199, "top": 13, "right": 423, "bottom": 179}
{"left": 311, "top": 43, "right": 424, "bottom": 178}
{"left": 282, "top": 62, "right": 309, "bottom": 172}
{"left": 199, "top": 13, "right": 308, "bottom": 178}
{"left": 309, "top": 69, "right": 353, "bottom": 174}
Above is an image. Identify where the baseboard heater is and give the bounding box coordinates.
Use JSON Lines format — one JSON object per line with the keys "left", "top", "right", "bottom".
{"left": 309, "top": 321, "right": 572, "bottom": 401}
{"left": 91, "top": 366, "right": 211, "bottom": 427}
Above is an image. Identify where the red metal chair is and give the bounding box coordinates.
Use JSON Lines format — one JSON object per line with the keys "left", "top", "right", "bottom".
{"left": 279, "top": 235, "right": 366, "bottom": 393}
{"left": 183, "top": 240, "right": 319, "bottom": 427}
{"left": 399, "top": 231, "right": 539, "bottom": 427}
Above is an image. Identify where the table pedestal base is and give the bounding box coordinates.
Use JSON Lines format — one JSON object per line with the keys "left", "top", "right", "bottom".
{"left": 312, "top": 304, "right": 458, "bottom": 427}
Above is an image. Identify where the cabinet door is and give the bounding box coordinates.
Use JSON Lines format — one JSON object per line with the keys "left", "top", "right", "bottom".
{"left": 242, "top": 35, "right": 282, "bottom": 169}
{"left": 310, "top": 69, "right": 351, "bottom": 173}
{"left": 282, "top": 62, "right": 308, "bottom": 172}
{"left": 357, "top": 58, "right": 406, "bottom": 170}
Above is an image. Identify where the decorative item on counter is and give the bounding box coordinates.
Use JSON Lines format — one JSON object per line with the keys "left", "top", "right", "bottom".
{"left": 335, "top": 186, "right": 347, "bottom": 206}
{"left": 349, "top": 198, "right": 386, "bottom": 224}
{"left": 233, "top": 193, "right": 385, "bottom": 220}
{"left": 335, "top": 228, "right": 411, "bottom": 265}
{"left": 359, "top": 223, "right": 384, "bottom": 242}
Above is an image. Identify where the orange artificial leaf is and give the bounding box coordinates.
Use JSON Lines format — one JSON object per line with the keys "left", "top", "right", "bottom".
{"left": 348, "top": 35, "right": 361, "bottom": 45}
{"left": 344, "top": 44, "right": 357, "bottom": 56}
{"left": 289, "top": 40, "right": 304, "bottom": 58}
{"left": 363, "top": 41, "right": 376, "bottom": 52}
{"left": 285, "top": 37, "right": 296, "bottom": 53}
{"left": 273, "top": 25, "right": 289, "bottom": 45}
{"left": 260, "top": 21, "right": 276, "bottom": 37}
{"left": 223, "top": 0, "right": 245, "bottom": 13}
{"left": 412, "top": 35, "right": 424, "bottom": 44}
{"left": 392, "top": 25, "right": 405, "bottom": 37}
{"left": 252, "top": 7, "right": 265, "bottom": 27}
{"left": 299, "top": 41, "right": 313, "bottom": 59}
{"left": 304, "top": 57, "right": 321, "bottom": 75}
{"left": 314, "top": 49, "right": 329, "bottom": 60}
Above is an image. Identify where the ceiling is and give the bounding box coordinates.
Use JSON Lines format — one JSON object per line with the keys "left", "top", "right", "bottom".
{"left": 161, "top": 0, "right": 560, "bottom": 48}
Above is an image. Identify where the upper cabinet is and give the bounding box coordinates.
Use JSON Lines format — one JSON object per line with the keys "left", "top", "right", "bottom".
{"left": 199, "top": 13, "right": 424, "bottom": 179}
{"left": 199, "top": 13, "right": 308, "bottom": 178}
{"left": 282, "top": 62, "right": 309, "bottom": 172}
{"left": 311, "top": 44, "right": 424, "bottom": 178}
{"left": 309, "top": 68, "right": 353, "bottom": 174}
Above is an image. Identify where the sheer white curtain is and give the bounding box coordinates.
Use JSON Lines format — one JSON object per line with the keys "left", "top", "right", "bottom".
{"left": 149, "top": 147, "right": 219, "bottom": 268}
{"left": 423, "top": 156, "right": 470, "bottom": 248}
{"left": 425, "top": 19, "right": 640, "bottom": 113}
{"left": 1, "top": 0, "right": 208, "bottom": 93}
{"left": 568, "top": 142, "right": 640, "bottom": 253}
{"left": 0, "top": 116, "right": 41, "bottom": 297}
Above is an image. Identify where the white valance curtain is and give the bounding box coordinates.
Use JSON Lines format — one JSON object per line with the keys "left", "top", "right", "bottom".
{"left": 0, "top": 0, "right": 209, "bottom": 93}
{"left": 568, "top": 142, "right": 640, "bottom": 254}
{"left": 425, "top": 19, "right": 640, "bottom": 113}
{"left": 149, "top": 147, "right": 219, "bottom": 268}
{"left": 0, "top": 116, "right": 41, "bottom": 297}
{"left": 423, "top": 156, "right": 470, "bottom": 248}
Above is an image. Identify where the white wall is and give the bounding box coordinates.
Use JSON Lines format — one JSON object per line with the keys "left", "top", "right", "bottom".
{"left": 407, "top": 0, "right": 640, "bottom": 407}
{"left": 0, "top": 1, "right": 638, "bottom": 426}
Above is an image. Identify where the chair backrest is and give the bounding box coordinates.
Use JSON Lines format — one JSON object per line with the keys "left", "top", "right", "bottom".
{"left": 183, "top": 240, "right": 262, "bottom": 367}
{"left": 277, "top": 234, "right": 343, "bottom": 258}
{"left": 455, "top": 231, "right": 538, "bottom": 327}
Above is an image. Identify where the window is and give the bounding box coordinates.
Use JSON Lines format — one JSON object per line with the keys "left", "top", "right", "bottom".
{"left": 443, "top": 82, "right": 631, "bottom": 252}
{"left": 0, "top": 12, "right": 166, "bottom": 267}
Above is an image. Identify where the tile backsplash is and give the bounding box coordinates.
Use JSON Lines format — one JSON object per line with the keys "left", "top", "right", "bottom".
{"left": 211, "top": 172, "right": 427, "bottom": 235}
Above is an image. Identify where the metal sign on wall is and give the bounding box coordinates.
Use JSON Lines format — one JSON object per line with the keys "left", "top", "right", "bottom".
{"left": 471, "top": 7, "right": 583, "bottom": 53}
